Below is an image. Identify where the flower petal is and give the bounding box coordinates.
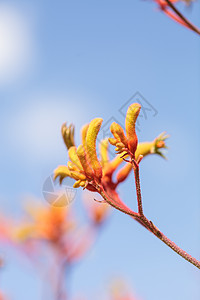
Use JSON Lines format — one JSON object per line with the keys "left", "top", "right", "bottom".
{"left": 54, "top": 165, "right": 71, "bottom": 184}
{"left": 81, "top": 123, "right": 89, "bottom": 145}
{"left": 76, "top": 144, "right": 94, "bottom": 178}
{"left": 68, "top": 146, "right": 83, "bottom": 170}
{"left": 111, "top": 122, "right": 128, "bottom": 146}
{"left": 85, "top": 118, "right": 103, "bottom": 180}
{"left": 99, "top": 139, "right": 109, "bottom": 167}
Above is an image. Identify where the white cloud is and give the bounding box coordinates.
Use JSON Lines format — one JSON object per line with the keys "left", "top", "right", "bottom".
{"left": 0, "top": 4, "right": 36, "bottom": 85}
{"left": 7, "top": 93, "right": 88, "bottom": 162}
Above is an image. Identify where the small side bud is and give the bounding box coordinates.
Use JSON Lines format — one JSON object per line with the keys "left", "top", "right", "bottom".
{"left": 108, "top": 138, "right": 117, "bottom": 146}
{"left": 61, "top": 123, "right": 75, "bottom": 150}
{"left": 109, "top": 122, "right": 127, "bottom": 153}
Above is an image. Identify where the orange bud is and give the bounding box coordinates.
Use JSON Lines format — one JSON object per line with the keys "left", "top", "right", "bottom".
{"left": 125, "top": 103, "right": 141, "bottom": 155}
{"left": 128, "top": 137, "right": 138, "bottom": 156}
{"left": 110, "top": 122, "right": 127, "bottom": 146}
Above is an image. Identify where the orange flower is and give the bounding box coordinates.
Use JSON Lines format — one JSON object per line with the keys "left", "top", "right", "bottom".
{"left": 12, "top": 200, "right": 98, "bottom": 264}
{"left": 14, "top": 203, "right": 75, "bottom": 244}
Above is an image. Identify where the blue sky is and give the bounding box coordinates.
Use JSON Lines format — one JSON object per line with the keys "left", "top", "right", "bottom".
{"left": 0, "top": 0, "right": 200, "bottom": 299}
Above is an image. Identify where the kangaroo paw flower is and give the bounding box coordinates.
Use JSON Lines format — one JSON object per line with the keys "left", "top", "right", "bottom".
{"left": 76, "top": 144, "right": 94, "bottom": 178}
{"left": 55, "top": 104, "right": 168, "bottom": 201}
{"left": 85, "top": 118, "right": 103, "bottom": 181}
{"left": 125, "top": 103, "right": 141, "bottom": 156}
{"left": 54, "top": 118, "right": 104, "bottom": 190}
{"left": 116, "top": 132, "right": 169, "bottom": 184}
{"left": 109, "top": 103, "right": 141, "bottom": 158}
{"left": 152, "top": 132, "right": 169, "bottom": 159}
{"left": 61, "top": 123, "right": 75, "bottom": 150}
{"left": 108, "top": 122, "right": 128, "bottom": 154}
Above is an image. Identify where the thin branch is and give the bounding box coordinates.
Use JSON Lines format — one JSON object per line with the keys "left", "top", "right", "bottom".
{"left": 98, "top": 167, "right": 200, "bottom": 270}
{"left": 132, "top": 165, "right": 200, "bottom": 269}
{"left": 55, "top": 260, "right": 70, "bottom": 300}
{"left": 164, "top": 0, "right": 200, "bottom": 35}
{"left": 154, "top": 225, "right": 200, "bottom": 268}
{"left": 138, "top": 215, "right": 200, "bottom": 268}
{"left": 132, "top": 160, "right": 144, "bottom": 216}
{"left": 97, "top": 186, "right": 150, "bottom": 230}
{"left": 96, "top": 185, "right": 139, "bottom": 219}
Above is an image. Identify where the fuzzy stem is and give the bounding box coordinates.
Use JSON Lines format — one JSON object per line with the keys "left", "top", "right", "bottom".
{"left": 139, "top": 215, "right": 200, "bottom": 269}
{"left": 132, "top": 160, "right": 143, "bottom": 216}
{"left": 155, "top": 227, "right": 200, "bottom": 268}
{"left": 97, "top": 186, "right": 150, "bottom": 230}
{"left": 97, "top": 186, "right": 139, "bottom": 219}
{"left": 133, "top": 162, "right": 200, "bottom": 269}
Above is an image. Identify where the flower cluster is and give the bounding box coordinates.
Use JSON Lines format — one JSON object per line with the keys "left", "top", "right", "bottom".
{"left": 55, "top": 118, "right": 104, "bottom": 189}
{"left": 54, "top": 102, "right": 168, "bottom": 212}
{"left": 0, "top": 196, "right": 112, "bottom": 298}
{"left": 7, "top": 196, "right": 110, "bottom": 265}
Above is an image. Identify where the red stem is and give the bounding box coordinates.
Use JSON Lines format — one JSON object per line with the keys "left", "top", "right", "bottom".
{"left": 97, "top": 166, "right": 200, "bottom": 270}
{"left": 165, "top": 0, "right": 200, "bottom": 35}
{"left": 132, "top": 161, "right": 143, "bottom": 216}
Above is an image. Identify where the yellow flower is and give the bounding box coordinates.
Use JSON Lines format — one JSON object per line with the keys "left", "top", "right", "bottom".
{"left": 108, "top": 103, "right": 141, "bottom": 157}
{"left": 54, "top": 103, "right": 168, "bottom": 191}
{"left": 54, "top": 118, "right": 103, "bottom": 189}
{"left": 13, "top": 202, "right": 75, "bottom": 243}
{"left": 115, "top": 132, "right": 169, "bottom": 184}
